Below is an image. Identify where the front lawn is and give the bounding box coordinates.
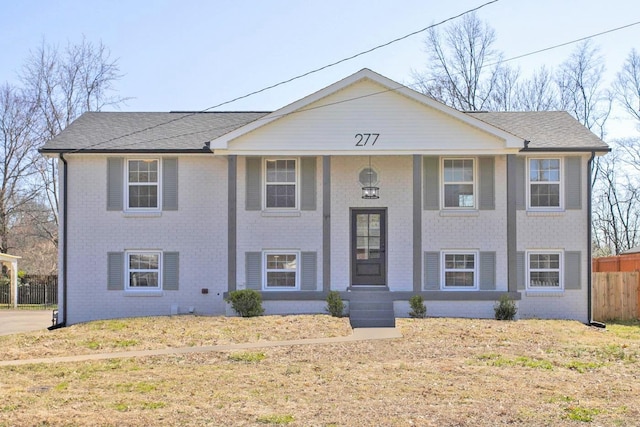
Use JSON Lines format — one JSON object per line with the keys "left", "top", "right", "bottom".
{"left": 1, "top": 316, "right": 638, "bottom": 426}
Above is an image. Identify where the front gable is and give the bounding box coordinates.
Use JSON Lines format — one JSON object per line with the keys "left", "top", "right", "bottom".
{"left": 210, "top": 69, "right": 524, "bottom": 155}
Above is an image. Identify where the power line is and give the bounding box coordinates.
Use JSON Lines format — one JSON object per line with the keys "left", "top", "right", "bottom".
{"left": 198, "top": 0, "right": 499, "bottom": 112}
{"left": 491, "top": 21, "right": 640, "bottom": 67}
{"left": 65, "top": 0, "right": 499, "bottom": 153}
{"left": 64, "top": 8, "right": 639, "bottom": 153}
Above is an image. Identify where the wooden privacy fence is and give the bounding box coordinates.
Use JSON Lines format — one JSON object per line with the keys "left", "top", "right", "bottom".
{"left": 593, "top": 253, "right": 640, "bottom": 272}
{"left": 592, "top": 272, "right": 640, "bottom": 321}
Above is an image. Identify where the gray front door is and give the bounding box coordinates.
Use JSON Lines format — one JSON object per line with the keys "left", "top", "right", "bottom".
{"left": 351, "top": 209, "right": 386, "bottom": 286}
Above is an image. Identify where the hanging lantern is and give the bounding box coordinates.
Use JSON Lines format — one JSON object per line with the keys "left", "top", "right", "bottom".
{"left": 361, "top": 156, "right": 379, "bottom": 199}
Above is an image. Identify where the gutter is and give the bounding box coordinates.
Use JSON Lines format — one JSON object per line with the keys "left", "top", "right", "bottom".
{"left": 49, "top": 153, "right": 68, "bottom": 330}
{"left": 39, "top": 148, "right": 213, "bottom": 155}
{"left": 520, "top": 147, "right": 611, "bottom": 153}
{"left": 587, "top": 151, "right": 606, "bottom": 329}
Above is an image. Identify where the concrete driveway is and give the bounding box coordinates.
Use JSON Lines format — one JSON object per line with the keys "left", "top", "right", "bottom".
{"left": 0, "top": 310, "right": 54, "bottom": 336}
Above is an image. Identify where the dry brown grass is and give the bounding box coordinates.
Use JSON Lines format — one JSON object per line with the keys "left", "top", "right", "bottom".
{"left": 1, "top": 316, "right": 639, "bottom": 426}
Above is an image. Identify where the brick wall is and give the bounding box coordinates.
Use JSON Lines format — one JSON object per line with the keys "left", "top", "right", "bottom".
{"left": 64, "top": 155, "right": 229, "bottom": 324}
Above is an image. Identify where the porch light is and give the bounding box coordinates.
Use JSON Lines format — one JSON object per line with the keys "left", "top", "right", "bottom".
{"left": 361, "top": 156, "right": 380, "bottom": 199}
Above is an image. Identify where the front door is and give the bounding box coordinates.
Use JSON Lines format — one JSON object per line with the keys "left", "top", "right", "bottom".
{"left": 351, "top": 209, "right": 386, "bottom": 286}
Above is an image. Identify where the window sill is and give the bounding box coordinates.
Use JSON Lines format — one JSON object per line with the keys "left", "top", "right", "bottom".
{"left": 439, "top": 210, "right": 479, "bottom": 217}
{"left": 262, "top": 288, "right": 300, "bottom": 291}
{"left": 526, "top": 210, "right": 565, "bottom": 217}
{"left": 261, "top": 211, "right": 301, "bottom": 217}
{"left": 525, "top": 290, "right": 564, "bottom": 297}
{"left": 440, "top": 287, "right": 479, "bottom": 291}
{"left": 123, "top": 211, "right": 162, "bottom": 218}
{"left": 124, "top": 290, "right": 164, "bottom": 297}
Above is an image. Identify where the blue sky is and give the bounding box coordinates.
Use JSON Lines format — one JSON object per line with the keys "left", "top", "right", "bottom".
{"left": 1, "top": 0, "right": 638, "bottom": 136}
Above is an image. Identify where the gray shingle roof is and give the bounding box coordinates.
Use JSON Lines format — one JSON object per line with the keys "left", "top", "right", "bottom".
{"left": 467, "top": 111, "right": 609, "bottom": 151}
{"left": 40, "top": 111, "right": 269, "bottom": 152}
{"left": 41, "top": 110, "right": 609, "bottom": 153}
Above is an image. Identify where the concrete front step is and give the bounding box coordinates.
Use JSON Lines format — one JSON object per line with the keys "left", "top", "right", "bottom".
{"left": 350, "top": 317, "right": 396, "bottom": 328}
{"left": 348, "top": 290, "right": 395, "bottom": 328}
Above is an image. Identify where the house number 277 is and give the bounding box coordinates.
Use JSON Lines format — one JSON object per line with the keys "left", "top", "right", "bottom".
{"left": 354, "top": 133, "right": 380, "bottom": 146}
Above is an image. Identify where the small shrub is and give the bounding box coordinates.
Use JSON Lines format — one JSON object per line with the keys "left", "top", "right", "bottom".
{"left": 494, "top": 294, "right": 517, "bottom": 320}
{"left": 408, "top": 295, "right": 427, "bottom": 318}
{"left": 226, "top": 289, "right": 264, "bottom": 317}
{"left": 325, "top": 291, "right": 344, "bottom": 318}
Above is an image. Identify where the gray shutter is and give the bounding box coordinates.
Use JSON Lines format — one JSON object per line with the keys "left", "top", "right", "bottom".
{"left": 515, "top": 157, "right": 526, "bottom": 210}
{"left": 479, "top": 252, "right": 496, "bottom": 290}
{"left": 479, "top": 157, "right": 495, "bottom": 210}
{"left": 107, "top": 252, "right": 124, "bottom": 290}
{"left": 516, "top": 252, "right": 525, "bottom": 290}
{"left": 300, "top": 251, "right": 317, "bottom": 290}
{"left": 245, "top": 252, "right": 262, "bottom": 290}
{"left": 564, "top": 251, "right": 581, "bottom": 290}
{"left": 300, "top": 157, "right": 317, "bottom": 211}
{"left": 424, "top": 252, "right": 440, "bottom": 290}
{"left": 162, "top": 158, "right": 179, "bottom": 211}
{"left": 423, "top": 157, "right": 439, "bottom": 210}
{"left": 107, "top": 158, "right": 123, "bottom": 211}
{"left": 163, "top": 252, "right": 179, "bottom": 290}
{"left": 246, "top": 157, "right": 262, "bottom": 210}
{"left": 565, "top": 157, "right": 582, "bottom": 210}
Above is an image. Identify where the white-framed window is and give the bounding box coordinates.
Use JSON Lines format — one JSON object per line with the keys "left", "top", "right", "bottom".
{"left": 527, "top": 251, "right": 563, "bottom": 291}
{"left": 126, "top": 251, "right": 162, "bottom": 290}
{"left": 442, "top": 158, "right": 475, "bottom": 209}
{"left": 263, "top": 251, "right": 299, "bottom": 290}
{"left": 264, "top": 158, "right": 298, "bottom": 209}
{"left": 528, "top": 158, "right": 562, "bottom": 209}
{"left": 442, "top": 251, "right": 478, "bottom": 289}
{"left": 126, "top": 159, "right": 160, "bottom": 210}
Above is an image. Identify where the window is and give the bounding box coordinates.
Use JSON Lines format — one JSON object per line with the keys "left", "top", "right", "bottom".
{"left": 443, "top": 158, "right": 475, "bottom": 209}
{"left": 527, "top": 251, "right": 562, "bottom": 290}
{"left": 126, "top": 251, "right": 161, "bottom": 290}
{"left": 442, "top": 251, "right": 477, "bottom": 289}
{"left": 529, "top": 158, "right": 561, "bottom": 209}
{"left": 127, "top": 159, "right": 159, "bottom": 210}
{"left": 264, "top": 251, "right": 299, "bottom": 289}
{"left": 265, "top": 159, "right": 297, "bottom": 209}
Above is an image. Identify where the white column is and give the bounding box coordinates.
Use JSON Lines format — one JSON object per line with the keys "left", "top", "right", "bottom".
{"left": 11, "top": 260, "right": 18, "bottom": 308}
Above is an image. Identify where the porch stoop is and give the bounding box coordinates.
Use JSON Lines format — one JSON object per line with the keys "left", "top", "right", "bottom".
{"left": 348, "top": 289, "right": 396, "bottom": 328}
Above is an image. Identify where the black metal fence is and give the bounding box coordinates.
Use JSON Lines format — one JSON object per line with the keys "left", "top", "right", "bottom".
{"left": 0, "top": 275, "right": 58, "bottom": 309}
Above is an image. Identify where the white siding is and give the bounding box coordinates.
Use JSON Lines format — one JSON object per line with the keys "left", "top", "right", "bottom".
{"left": 228, "top": 80, "right": 507, "bottom": 154}
{"left": 63, "top": 155, "right": 228, "bottom": 324}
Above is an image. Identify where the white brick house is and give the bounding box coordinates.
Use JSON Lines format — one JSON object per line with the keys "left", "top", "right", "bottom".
{"left": 41, "top": 69, "right": 609, "bottom": 327}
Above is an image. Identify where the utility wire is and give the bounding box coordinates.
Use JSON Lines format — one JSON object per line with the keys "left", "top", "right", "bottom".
{"left": 491, "top": 21, "right": 640, "bottom": 67}
{"left": 65, "top": 6, "right": 640, "bottom": 152}
{"left": 100, "top": 17, "right": 640, "bottom": 151}
{"left": 66, "top": 0, "right": 499, "bottom": 153}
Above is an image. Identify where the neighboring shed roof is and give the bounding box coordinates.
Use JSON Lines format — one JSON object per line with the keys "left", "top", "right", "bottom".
{"left": 622, "top": 246, "right": 640, "bottom": 255}
{"left": 467, "top": 111, "right": 609, "bottom": 152}
{"left": 40, "top": 111, "right": 269, "bottom": 153}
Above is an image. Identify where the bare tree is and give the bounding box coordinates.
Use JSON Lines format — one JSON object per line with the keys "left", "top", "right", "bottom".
{"left": 20, "top": 37, "right": 126, "bottom": 247}
{"left": 413, "top": 12, "right": 504, "bottom": 111}
{"left": 592, "top": 147, "right": 640, "bottom": 255}
{"left": 556, "top": 40, "right": 612, "bottom": 139}
{"left": 613, "top": 48, "right": 640, "bottom": 127}
{"left": 0, "top": 84, "right": 39, "bottom": 254}
{"left": 488, "top": 65, "right": 520, "bottom": 111}
{"left": 514, "top": 66, "right": 559, "bottom": 111}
